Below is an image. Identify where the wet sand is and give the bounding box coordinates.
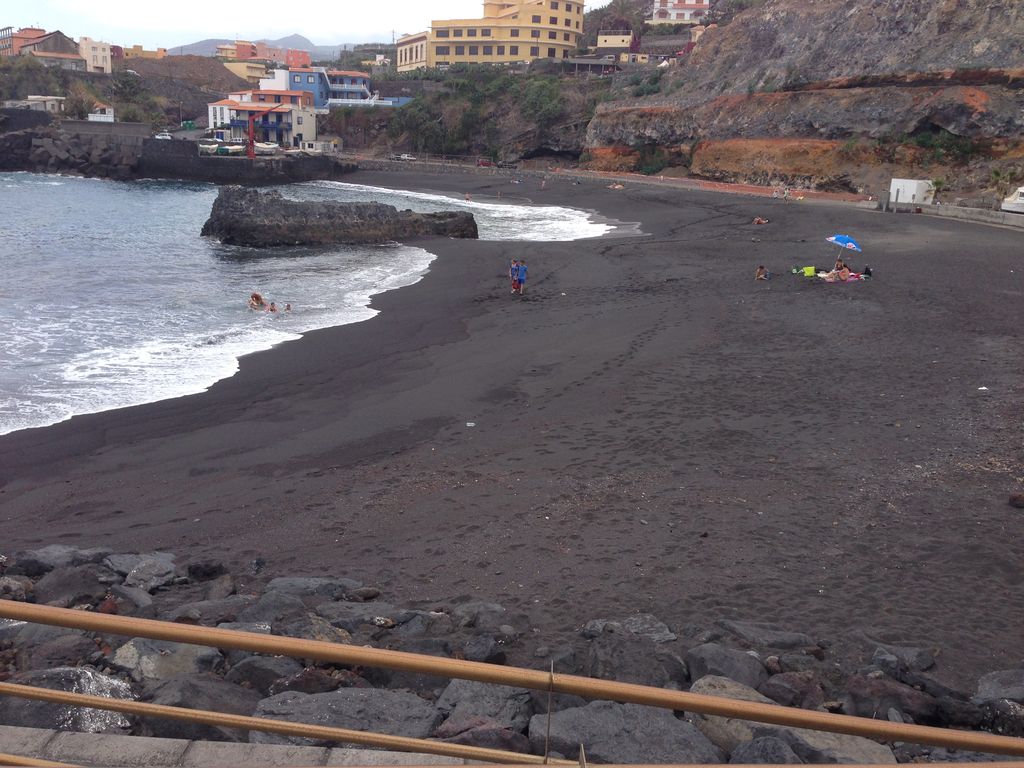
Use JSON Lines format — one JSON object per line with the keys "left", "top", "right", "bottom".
{"left": 2, "top": 170, "right": 1022, "bottom": 688}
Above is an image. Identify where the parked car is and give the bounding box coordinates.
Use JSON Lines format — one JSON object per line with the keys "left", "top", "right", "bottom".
{"left": 397, "top": 153, "right": 416, "bottom": 161}
{"left": 476, "top": 158, "right": 495, "bottom": 167}
{"left": 153, "top": 132, "right": 173, "bottom": 140}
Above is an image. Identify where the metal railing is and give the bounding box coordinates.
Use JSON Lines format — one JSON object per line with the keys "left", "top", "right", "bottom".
{"left": 1, "top": 601, "right": 1023, "bottom": 764}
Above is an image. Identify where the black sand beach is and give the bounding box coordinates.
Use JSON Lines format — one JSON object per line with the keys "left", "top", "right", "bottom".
{"left": 2, "top": 170, "right": 1022, "bottom": 688}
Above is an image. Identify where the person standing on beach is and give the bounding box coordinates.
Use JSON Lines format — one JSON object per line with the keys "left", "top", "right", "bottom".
{"left": 509, "top": 260, "right": 520, "bottom": 294}
{"left": 517, "top": 260, "right": 528, "bottom": 295}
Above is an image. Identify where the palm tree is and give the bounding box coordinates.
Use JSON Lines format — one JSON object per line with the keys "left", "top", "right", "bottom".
{"left": 603, "top": 0, "right": 645, "bottom": 32}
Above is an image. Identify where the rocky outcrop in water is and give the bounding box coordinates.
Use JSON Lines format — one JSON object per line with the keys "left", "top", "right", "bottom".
{"left": 201, "top": 187, "right": 479, "bottom": 247}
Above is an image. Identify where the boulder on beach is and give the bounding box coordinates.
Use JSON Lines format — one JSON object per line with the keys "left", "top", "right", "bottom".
{"left": 200, "top": 187, "right": 479, "bottom": 246}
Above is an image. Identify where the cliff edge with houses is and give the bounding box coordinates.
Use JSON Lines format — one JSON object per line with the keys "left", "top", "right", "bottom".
{"left": 584, "top": 0, "right": 1024, "bottom": 198}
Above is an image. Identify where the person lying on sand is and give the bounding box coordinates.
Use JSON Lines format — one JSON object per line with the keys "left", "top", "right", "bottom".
{"left": 753, "top": 216, "right": 769, "bottom": 225}
{"left": 755, "top": 265, "right": 770, "bottom": 280}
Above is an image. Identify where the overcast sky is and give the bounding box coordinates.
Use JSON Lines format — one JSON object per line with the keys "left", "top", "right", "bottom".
{"left": 12, "top": 0, "right": 615, "bottom": 49}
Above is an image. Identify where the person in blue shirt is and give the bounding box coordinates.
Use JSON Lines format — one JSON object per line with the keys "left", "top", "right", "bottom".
{"left": 516, "top": 261, "right": 528, "bottom": 295}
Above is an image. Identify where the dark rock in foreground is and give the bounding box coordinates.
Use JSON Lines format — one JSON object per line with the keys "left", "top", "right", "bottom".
{"left": 201, "top": 186, "right": 478, "bottom": 247}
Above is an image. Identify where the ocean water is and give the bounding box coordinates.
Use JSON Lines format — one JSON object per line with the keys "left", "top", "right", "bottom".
{"left": 0, "top": 173, "right": 614, "bottom": 435}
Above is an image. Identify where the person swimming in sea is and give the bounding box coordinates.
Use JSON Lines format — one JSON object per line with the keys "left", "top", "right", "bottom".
{"left": 248, "top": 292, "right": 266, "bottom": 310}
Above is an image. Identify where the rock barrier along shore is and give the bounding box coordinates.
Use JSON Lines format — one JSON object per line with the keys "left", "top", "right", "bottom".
{"left": 0, "top": 118, "right": 358, "bottom": 185}
{"left": 2, "top": 545, "right": 1023, "bottom": 763}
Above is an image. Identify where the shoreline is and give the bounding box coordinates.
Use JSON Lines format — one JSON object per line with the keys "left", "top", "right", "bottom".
{"left": 2, "top": 168, "right": 1022, "bottom": 689}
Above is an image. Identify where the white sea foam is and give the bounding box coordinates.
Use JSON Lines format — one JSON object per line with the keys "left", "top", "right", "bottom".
{"left": 0, "top": 175, "right": 616, "bottom": 436}
{"left": 299, "top": 181, "right": 616, "bottom": 241}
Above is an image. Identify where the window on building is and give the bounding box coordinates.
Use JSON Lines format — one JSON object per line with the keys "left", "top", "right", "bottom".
{"left": 565, "top": 18, "right": 572, "bottom": 26}
{"left": 530, "top": 46, "right": 539, "bottom": 56}
{"left": 454, "top": 29, "right": 463, "bottom": 37}
{"left": 510, "top": 28, "right": 520, "bottom": 37}
{"left": 565, "top": 3, "right": 572, "bottom": 11}
{"left": 481, "top": 28, "right": 491, "bottom": 36}
{"left": 510, "top": 45, "right": 519, "bottom": 55}
{"left": 532, "top": 14, "right": 541, "bottom": 22}
{"left": 551, "top": 0, "right": 558, "bottom": 7}
{"left": 548, "top": 16, "right": 556, "bottom": 24}
{"left": 436, "top": 45, "right": 450, "bottom": 55}
{"left": 436, "top": 29, "right": 450, "bottom": 37}
{"left": 293, "top": 75, "right": 300, "bottom": 82}
{"left": 548, "top": 31, "right": 556, "bottom": 39}
{"left": 547, "top": 47, "right": 556, "bottom": 57}
{"left": 467, "top": 29, "right": 477, "bottom": 37}
{"left": 563, "top": 50, "right": 569, "bottom": 58}
{"left": 469, "top": 45, "right": 478, "bottom": 54}
{"left": 307, "top": 75, "right": 314, "bottom": 83}
{"left": 297, "top": 116, "right": 303, "bottom": 124}
{"left": 575, "top": 21, "right": 580, "bottom": 28}
{"left": 455, "top": 45, "right": 465, "bottom": 55}
{"left": 531, "top": 29, "right": 540, "bottom": 37}
{"left": 497, "top": 45, "right": 505, "bottom": 55}
{"left": 483, "top": 45, "right": 493, "bottom": 55}
{"left": 563, "top": 32, "right": 570, "bottom": 40}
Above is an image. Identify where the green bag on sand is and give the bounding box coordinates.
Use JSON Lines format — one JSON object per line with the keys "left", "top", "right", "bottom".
{"left": 802, "top": 266, "right": 816, "bottom": 277}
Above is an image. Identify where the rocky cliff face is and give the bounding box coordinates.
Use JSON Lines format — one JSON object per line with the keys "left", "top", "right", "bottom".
{"left": 201, "top": 187, "right": 479, "bottom": 247}
{"left": 585, "top": 0, "right": 1024, "bottom": 194}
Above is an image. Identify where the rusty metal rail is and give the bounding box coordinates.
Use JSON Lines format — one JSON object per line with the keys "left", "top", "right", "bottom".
{"left": 0, "top": 753, "right": 77, "bottom": 768}
{"left": 2, "top": 602, "right": 1024, "bottom": 758}
{"left": 0, "top": 681, "right": 569, "bottom": 765}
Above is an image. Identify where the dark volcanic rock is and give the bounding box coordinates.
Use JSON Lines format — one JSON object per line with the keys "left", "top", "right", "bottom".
{"left": 251, "top": 688, "right": 442, "bottom": 746}
{"left": 201, "top": 187, "right": 478, "bottom": 247}
{"left": 528, "top": 701, "right": 724, "bottom": 763}
{"left": 686, "top": 642, "right": 768, "bottom": 690}
{"left": 141, "top": 674, "right": 261, "bottom": 742}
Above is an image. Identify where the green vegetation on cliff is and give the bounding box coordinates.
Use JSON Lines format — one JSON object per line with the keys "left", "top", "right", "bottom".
{"left": 321, "top": 64, "right": 610, "bottom": 160}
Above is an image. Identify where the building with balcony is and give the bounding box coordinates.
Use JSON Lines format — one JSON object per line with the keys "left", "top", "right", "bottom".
{"left": 648, "top": 0, "right": 709, "bottom": 25}
{"left": 0, "top": 27, "right": 47, "bottom": 57}
{"left": 396, "top": 0, "right": 586, "bottom": 72}
{"left": 327, "top": 70, "right": 372, "bottom": 102}
{"left": 260, "top": 68, "right": 333, "bottom": 108}
{"left": 207, "top": 91, "right": 317, "bottom": 147}
{"left": 78, "top": 36, "right": 112, "bottom": 74}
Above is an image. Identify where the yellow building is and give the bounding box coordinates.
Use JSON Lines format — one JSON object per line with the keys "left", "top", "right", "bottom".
{"left": 397, "top": 0, "right": 585, "bottom": 72}
{"left": 123, "top": 44, "right": 167, "bottom": 59}
{"left": 224, "top": 60, "right": 268, "bottom": 85}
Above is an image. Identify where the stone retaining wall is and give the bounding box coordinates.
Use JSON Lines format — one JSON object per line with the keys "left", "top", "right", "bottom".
{"left": 0, "top": 108, "right": 55, "bottom": 133}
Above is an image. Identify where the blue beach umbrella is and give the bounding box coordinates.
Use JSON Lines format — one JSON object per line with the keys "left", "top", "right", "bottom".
{"left": 826, "top": 234, "right": 862, "bottom": 252}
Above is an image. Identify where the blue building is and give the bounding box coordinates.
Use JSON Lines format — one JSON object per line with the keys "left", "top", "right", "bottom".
{"left": 260, "top": 68, "right": 332, "bottom": 108}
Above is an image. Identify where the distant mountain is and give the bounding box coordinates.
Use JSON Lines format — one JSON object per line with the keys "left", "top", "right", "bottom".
{"left": 171, "top": 34, "right": 354, "bottom": 59}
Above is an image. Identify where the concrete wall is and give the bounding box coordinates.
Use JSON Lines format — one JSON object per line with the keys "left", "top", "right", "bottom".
{"left": 61, "top": 119, "right": 152, "bottom": 138}
{"left": 919, "top": 203, "right": 1024, "bottom": 230}
{"left": 137, "top": 139, "right": 358, "bottom": 184}
{"left": 0, "top": 108, "right": 55, "bottom": 132}
{"left": 0, "top": 725, "right": 464, "bottom": 768}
